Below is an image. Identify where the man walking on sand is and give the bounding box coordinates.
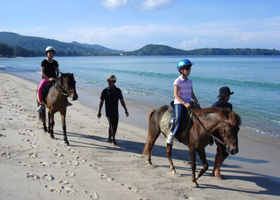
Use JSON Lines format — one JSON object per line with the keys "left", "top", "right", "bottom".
{"left": 97, "top": 75, "right": 129, "bottom": 146}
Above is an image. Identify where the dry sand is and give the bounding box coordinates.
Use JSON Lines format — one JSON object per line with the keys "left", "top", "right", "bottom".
{"left": 0, "top": 72, "right": 279, "bottom": 200}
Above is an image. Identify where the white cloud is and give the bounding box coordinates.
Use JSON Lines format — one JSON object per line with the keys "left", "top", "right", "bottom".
{"left": 179, "top": 38, "right": 198, "bottom": 49}
{"left": 101, "top": 0, "right": 130, "bottom": 10}
{"left": 140, "top": 0, "right": 174, "bottom": 10}
{"left": 101, "top": 0, "right": 174, "bottom": 10}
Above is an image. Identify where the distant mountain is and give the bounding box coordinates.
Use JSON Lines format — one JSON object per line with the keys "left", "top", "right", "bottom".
{"left": 0, "top": 32, "right": 279, "bottom": 57}
{"left": 0, "top": 32, "right": 122, "bottom": 56}
{"left": 71, "top": 41, "right": 123, "bottom": 53}
{"left": 124, "top": 44, "right": 187, "bottom": 55}
{"left": 124, "top": 44, "right": 280, "bottom": 56}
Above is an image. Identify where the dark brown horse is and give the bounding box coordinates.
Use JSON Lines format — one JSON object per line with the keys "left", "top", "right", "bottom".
{"left": 142, "top": 105, "right": 241, "bottom": 187}
{"left": 37, "top": 73, "right": 78, "bottom": 145}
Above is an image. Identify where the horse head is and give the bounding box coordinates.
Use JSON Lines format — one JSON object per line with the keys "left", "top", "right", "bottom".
{"left": 220, "top": 110, "right": 241, "bottom": 155}
{"left": 60, "top": 72, "right": 78, "bottom": 101}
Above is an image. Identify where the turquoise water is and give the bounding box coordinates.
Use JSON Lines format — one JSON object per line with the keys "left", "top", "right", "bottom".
{"left": 1, "top": 55, "right": 280, "bottom": 138}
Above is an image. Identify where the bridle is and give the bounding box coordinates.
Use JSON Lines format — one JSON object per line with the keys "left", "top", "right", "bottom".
{"left": 193, "top": 112, "right": 228, "bottom": 148}
{"left": 56, "top": 76, "right": 75, "bottom": 97}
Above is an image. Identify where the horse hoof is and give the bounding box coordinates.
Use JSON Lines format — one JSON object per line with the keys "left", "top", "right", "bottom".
{"left": 43, "top": 127, "right": 47, "bottom": 132}
{"left": 64, "top": 140, "right": 70, "bottom": 146}
{"left": 192, "top": 182, "right": 200, "bottom": 188}
{"left": 50, "top": 134, "right": 54, "bottom": 139}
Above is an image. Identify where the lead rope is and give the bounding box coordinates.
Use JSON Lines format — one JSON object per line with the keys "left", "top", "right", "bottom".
{"left": 193, "top": 112, "right": 228, "bottom": 147}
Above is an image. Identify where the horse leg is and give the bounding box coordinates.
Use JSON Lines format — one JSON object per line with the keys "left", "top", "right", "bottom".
{"left": 42, "top": 108, "right": 47, "bottom": 132}
{"left": 48, "top": 112, "right": 51, "bottom": 134}
{"left": 60, "top": 110, "right": 69, "bottom": 146}
{"left": 142, "top": 130, "right": 160, "bottom": 165}
{"left": 166, "top": 143, "right": 176, "bottom": 174}
{"left": 195, "top": 148, "right": 209, "bottom": 180}
{"left": 189, "top": 147, "right": 199, "bottom": 188}
{"left": 48, "top": 111, "right": 55, "bottom": 139}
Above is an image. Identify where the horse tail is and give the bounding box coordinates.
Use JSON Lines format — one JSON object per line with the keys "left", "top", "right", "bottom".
{"left": 142, "top": 109, "right": 156, "bottom": 155}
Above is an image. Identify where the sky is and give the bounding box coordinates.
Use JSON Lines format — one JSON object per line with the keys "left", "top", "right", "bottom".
{"left": 1, "top": 0, "right": 280, "bottom": 51}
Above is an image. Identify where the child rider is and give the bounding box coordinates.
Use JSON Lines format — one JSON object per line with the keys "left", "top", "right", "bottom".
{"left": 166, "top": 59, "right": 200, "bottom": 145}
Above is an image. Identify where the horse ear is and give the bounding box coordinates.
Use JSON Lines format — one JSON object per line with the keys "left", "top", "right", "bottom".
{"left": 60, "top": 72, "right": 64, "bottom": 76}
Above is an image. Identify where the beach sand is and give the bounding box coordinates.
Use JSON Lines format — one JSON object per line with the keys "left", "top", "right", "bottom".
{"left": 0, "top": 72, "right": 279, "bottom": 200}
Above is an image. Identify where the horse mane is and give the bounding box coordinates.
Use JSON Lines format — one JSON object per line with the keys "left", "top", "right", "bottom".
{"left": 228, "top": 111, "right": 241, "bottom": 126}
{"left": 193, "top": 107, "right": 241, "bottom": 126}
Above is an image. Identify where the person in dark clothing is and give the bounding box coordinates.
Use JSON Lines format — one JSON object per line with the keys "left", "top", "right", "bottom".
{"left": 97, "top": 75, "right": 129, "bottom": 146}
{"left": 211, "top": 86, "right": 234, "bottom": 179}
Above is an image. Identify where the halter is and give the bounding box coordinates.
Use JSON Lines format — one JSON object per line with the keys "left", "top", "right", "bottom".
{"left": 193, "top": 112, "right": 228, "bottom": 148}
{"left": 56, "top": 76, "right": 74, "bottom": 97}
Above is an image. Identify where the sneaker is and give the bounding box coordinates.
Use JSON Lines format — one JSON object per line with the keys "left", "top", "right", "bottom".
{"left": 36, "top": 104, "right": 44, "bottom": 112}
{"left": 166, "top": 133, "right": 174, "bottom": 144}
{"left": 67, "top": 101, "right": 72, "bottom": 106}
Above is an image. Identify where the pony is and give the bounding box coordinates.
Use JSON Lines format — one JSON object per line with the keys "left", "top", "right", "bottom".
{"left": 37, "top": 73, "right": 78, "bottom": 145}
{"left": 142, "top": 105, "right": 241, "bottom": 187}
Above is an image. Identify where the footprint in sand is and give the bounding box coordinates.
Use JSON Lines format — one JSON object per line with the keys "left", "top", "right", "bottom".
{"left": 77, "top": 156, "right": 87, "bottom": 164}
{"left": 29, "top": 153, "right": 38, "bottom": 158}
{"left": 61, "top": 185, "right": 76, "bottom": 194}
{"left": 85, "top": 190, "right": 99, "bottom": 199}
{"left": 19, "top": 161, "right": 32, "bottom": 168}
{"left": 42, "top": 174, "right": 54, "bottom": 181}
{"left": 65, "top": 170, "right": 76, "bottom": 178}
{"left": 2, "top": 152, "right": 11, "bottom": 159}
{"left": 70, "top": 160, "right": 79, "bottom": 166}
{"left": 57, "top": 143, "right": 67, "bottom": 148}
{"left": 30, "top": 145, "right": 38, "bottom": 149}
{"left": 45, "top": 185, "right": 61, "bottom": 194}
{"left": 40, "top": 161, "right": 50, "bottom": 168}
{"left": 101, "top": 174, "right": 114, "bottom": 182}
{"left": 54, "top": 153, "right": 64, "bottom": 158}
{"left": 121, "top": 183, "right": 138, "bottom": 192}
{"left": 59, "top": 180, "right": 70, "bottom": 185}
{"left": 26, "top": 173, "right": 40, "bottom": 180}
{"left": 68, "top": 149, "right": 78, "bottom": 154}
{"left": 22, "top": 138, "right": 30, "bottom": 142}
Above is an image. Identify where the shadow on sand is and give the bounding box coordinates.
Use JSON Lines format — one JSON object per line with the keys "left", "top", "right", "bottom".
{"left": 50, "top": 130, "right": 280, "bottom": 198}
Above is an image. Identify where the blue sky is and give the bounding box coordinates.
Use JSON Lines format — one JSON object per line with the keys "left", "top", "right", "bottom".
{"left": 1, "top": 0, "right": 280, "bottom": 51}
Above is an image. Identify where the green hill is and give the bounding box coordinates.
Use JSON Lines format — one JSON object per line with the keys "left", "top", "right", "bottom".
{"left": 0, "top": 32, "right": 121, "bottom": 56}
{"left": 124, "top": 44, "right": 187, "bottom": 55}
{"left": 1, "top": 32, "right": 279, "bottom": 57}
{"left": 125, "top": 44, "right": 280, "bottom": 56}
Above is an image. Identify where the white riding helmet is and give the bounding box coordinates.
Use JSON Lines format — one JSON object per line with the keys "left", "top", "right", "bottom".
{"left": 45, "top": 46, "right": 56, "bottom": 54}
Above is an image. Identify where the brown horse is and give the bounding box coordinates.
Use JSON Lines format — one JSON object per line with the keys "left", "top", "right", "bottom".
{"left": 142, "top": 105, "right": 241, "bottom": 187}
{"left": 37, "top": 73, "right": 78, "bottom": 145}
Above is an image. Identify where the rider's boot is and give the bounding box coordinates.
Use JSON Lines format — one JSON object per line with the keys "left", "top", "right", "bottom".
{"left": 166, "top": 132, "right": 174, "bottom": 144}
{"left": 36, "top": 103, "right": 45, "bottom": 112}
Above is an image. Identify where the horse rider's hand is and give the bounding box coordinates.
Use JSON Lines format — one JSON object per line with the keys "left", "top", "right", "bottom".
{"left": 49, "top": 77, "right": 55, "bottom": 81}
{"left": 125, "top": 110, "right": 129, "bottom": 117}
{"left": 97, "top": 112, "right": 101, "bottom": 118}
{"left": 184, "top": 102, "right": 191, "bottom": 108}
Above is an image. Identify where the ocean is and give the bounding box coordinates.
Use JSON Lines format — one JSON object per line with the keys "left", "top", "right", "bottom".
{"left": 1, "top": 55, "right": 279, "bottom": 138}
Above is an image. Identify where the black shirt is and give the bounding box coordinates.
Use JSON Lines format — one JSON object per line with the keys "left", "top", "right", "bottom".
{"left": 41, "top": 59, "right": 59, "bottom": 79}
{"left": 100, "top": 86, "right": 123, "bottom": 117}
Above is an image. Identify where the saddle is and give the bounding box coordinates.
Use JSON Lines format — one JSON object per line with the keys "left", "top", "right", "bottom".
{"left": 42, "top": 81, "right": 55, "bottom": 104}
{"left": 160, "top": 101, "right": 195, "bottom": 142}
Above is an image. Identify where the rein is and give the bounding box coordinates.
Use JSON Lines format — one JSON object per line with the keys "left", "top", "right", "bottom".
{"left": 192, "top": 112, "right": 228, "bottom": 147}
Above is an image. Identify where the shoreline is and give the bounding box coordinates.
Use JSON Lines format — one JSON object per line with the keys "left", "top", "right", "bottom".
{"left": 1, "top": 71, "right": 280, "bottom": 199}
{"left": 8, "top": 71, "right": 280, "bottom": 145}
